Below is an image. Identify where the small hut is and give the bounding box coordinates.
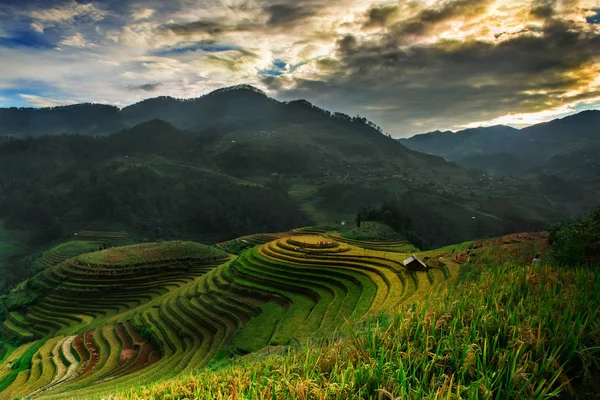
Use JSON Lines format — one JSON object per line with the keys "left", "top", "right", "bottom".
{"left": 403, "top": 255, "right": 427, "bottom": 271}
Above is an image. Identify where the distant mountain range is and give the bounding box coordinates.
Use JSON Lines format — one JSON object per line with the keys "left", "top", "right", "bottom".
{"left": 400, "top": 111, "right": 600, "bottom": 212}
{"left": 0, "top": 85, "right": 382, "bottom": 138}
{"left": 0, "top": 86, "right": 592, "bottom": 249}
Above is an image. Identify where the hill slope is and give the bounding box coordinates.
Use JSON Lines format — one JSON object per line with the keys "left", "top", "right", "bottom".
{"left": 400, "top": 111, "right": 600, "bottom": 166}
{"left": 117, "top": 253, "right": 600, "bottom": 400}
{"left": 0, "top": 87, "right": 568, "bottom": 253}
{"left": 0, "top": 234, "right": 457, "bottom": 398}
{"left": 399, "top": 111, "right": 600, "bottom": 211}
{"left": 2, "top": 232, "right": 598, "bottom": 399}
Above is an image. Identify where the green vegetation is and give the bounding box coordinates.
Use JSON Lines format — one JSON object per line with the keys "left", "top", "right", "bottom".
{"left": 548, "top": 207, "right": 600, "bottom": 266}
{"left": 37, "top": 240, "right": 105, "bottom": 269}
{"left": 78, "top": 241, "right": 226, "bottom": 265}
{"left": 216, "top": 233, "right": 285, "bottom": 255}
{"left": 0, "top": 340, "right": 43, "bottom": 392}
{"left": 339, "top": 221, "right": 404, "bottom": 240}
{"left": 113, "top": 260, "right": 600, "bottom": 400}
{"left": 0, "top": 233, "right": 455, "bottom": 398}
{"left": 356, "top": 202, "right": 426, "bottom": 248}
{"left": 0, "top": 223, "right": 33, "bottom": 293}
{"left": 2, "top": 220, "right": 599, "bottom": 399}
{"left": 0, "top": 92, "right": 572, "bottom": 267}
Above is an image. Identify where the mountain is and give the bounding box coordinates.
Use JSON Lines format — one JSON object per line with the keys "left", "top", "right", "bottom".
{"left": 400, "top": 110, "right": 600, "bottom": 211}
{"left": 400, "top": 110, "right": 600, "bottom": 166}
{"left": 0, "top": 103, "right": 122, "bottom": 137}
{"left": 0, "top": 85, "right": 578, "bottom": 274}
{"left": 0, "top": 85, "right": 304, "bottom": 137}
{"left": 399, "top": 125, "right": 521, "bottom": 162}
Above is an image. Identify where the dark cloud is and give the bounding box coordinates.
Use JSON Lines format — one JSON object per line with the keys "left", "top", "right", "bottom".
{"left": 128, "top": 82, "right": 163, "bottom": 91}
{"left": 391, "top": 0, "right": 494, "bottom": 37}
{"left": 160, "top": 17, "right": 270, "bottom": 38}
{"left": 205, "top": 48, "right": 259, "bottom": 72}
{"left": 531, "top": 0, "right": 556, "bottom": 18}
{"left": 531, "top": 5, "right": 555, "bottom": 19}
{"left": 337, "top": 35, "right": 358, "bottom": 54}
{"left": 264, "top": 3, "right": 318, "bottom": 27}
{"left": 163, "top": 20, "right": 228, "bottom": 36}
{"left": 364, "top": 4, "right": 399, "bottom": 27}
{"left": 160, "top": 1, "right": 326, "bottom": 38}
{"left": 494, "top": 25, "right": 544, "bottom": 39}
{"left": 270, "top": 17, "right": 600, "bottom": 136}
{"left": 151, "top": 40, "right": 239, "bottom": 56}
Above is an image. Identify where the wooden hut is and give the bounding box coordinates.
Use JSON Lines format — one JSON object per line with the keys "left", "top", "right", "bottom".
{"left": 403, "top": 255, "right": 427, "bottom": 271}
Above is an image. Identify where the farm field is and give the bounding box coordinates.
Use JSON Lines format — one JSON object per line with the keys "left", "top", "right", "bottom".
{"left": 0, "top": 231, "right": 460, "bottom": 399}
{"left": 1, "top": 229, "right": 596, "bottom": 399}
{"left": 117, "top": 250, "right": 600, "bottom": 400}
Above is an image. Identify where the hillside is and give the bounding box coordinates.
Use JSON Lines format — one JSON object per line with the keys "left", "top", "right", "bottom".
{"left": 0, "top": 87, "right": 568, "bottom": 253}
{"left": 118, "top": 249, "right": 600, "bottom": 400}
{"left": 0, "top": 233, "right": 457, "bottom": 398}
{"left": 400, "top": 111, "right": 600, "bottom": 166}
{"left": 1, "top": 230, "right": 598, "bottom": 399}
{"left": 0, "top": 86, "right": 339, "bottom": 138}
{"left": 399, "top": 125, "right": 521, "bottom": 162}
{"left": 399, "top": 111, "right": 600, "bottom": 212}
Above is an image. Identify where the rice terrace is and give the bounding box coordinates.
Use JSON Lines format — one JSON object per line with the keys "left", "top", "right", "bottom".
{"left": 0, "top": 229, "right": 449, "bottom": 398}
{"left": 0, "top": 222, "right": 598, "bottom": 399}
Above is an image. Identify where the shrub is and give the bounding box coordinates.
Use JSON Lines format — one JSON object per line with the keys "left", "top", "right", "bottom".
{"left": 549, "top": 207, "right": 600, "bottom": 266}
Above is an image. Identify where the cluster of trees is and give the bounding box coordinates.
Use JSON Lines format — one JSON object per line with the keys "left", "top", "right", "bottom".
{"left": 1, "top": 164, "right": 308, "bottom": 242}
{"left": 549, "top": 207, "right": 600, "bottom": 265}
{"left": 0, "top": 127, "right": 309, "bottom": 243}
{"left": 356, "top": 202, "right": 426, "bottom": 249}
{"left": 284, "top": 100, "right": 386, "bottom": 134}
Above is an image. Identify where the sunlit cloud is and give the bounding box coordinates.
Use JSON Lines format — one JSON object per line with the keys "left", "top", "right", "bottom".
{"left": 18, "top": 94, "right": 77, "bottom": 108}
{"left": 29, "top": 0, "right": 107, "bottom": 32}
{"left": 59, "top": 32, "right": 96, "bottom": 49}
{"left": 132, "top": 8, "right": 155, "bottom": 21}
{"left": 458, "top": 96, "right": 600, "bottom": 129}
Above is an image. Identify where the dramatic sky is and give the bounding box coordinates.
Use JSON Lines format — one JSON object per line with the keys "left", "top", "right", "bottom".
{"left": 1, "top": 0, "right": 600, "bottom": 137}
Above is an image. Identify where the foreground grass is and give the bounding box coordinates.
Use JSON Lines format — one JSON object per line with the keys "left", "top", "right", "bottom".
{"left": 110, "top": 262, "right": 600, "bottom": 400}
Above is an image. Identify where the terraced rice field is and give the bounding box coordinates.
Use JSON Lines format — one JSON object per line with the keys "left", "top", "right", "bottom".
{"left": 0, "top": 234, "right": 457, "bottom": 399}
{"left": 327, "top": 232, "right": 418, "bottom": 253}
{"left": 37, "top": 240, "right": 106, "bottom": 269}
{"left": 75, "top": 231, "right": 129, "bottom": 239}
{"left": 216, "top": 232, "right": 286, "bottom": 254}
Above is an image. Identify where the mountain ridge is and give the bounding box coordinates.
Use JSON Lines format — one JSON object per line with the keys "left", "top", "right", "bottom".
{"left": 0, "top": 85, "right": 363, "bottom": 138}
{"left": 399, "top": 109, "right": 600, "bottom": 214}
